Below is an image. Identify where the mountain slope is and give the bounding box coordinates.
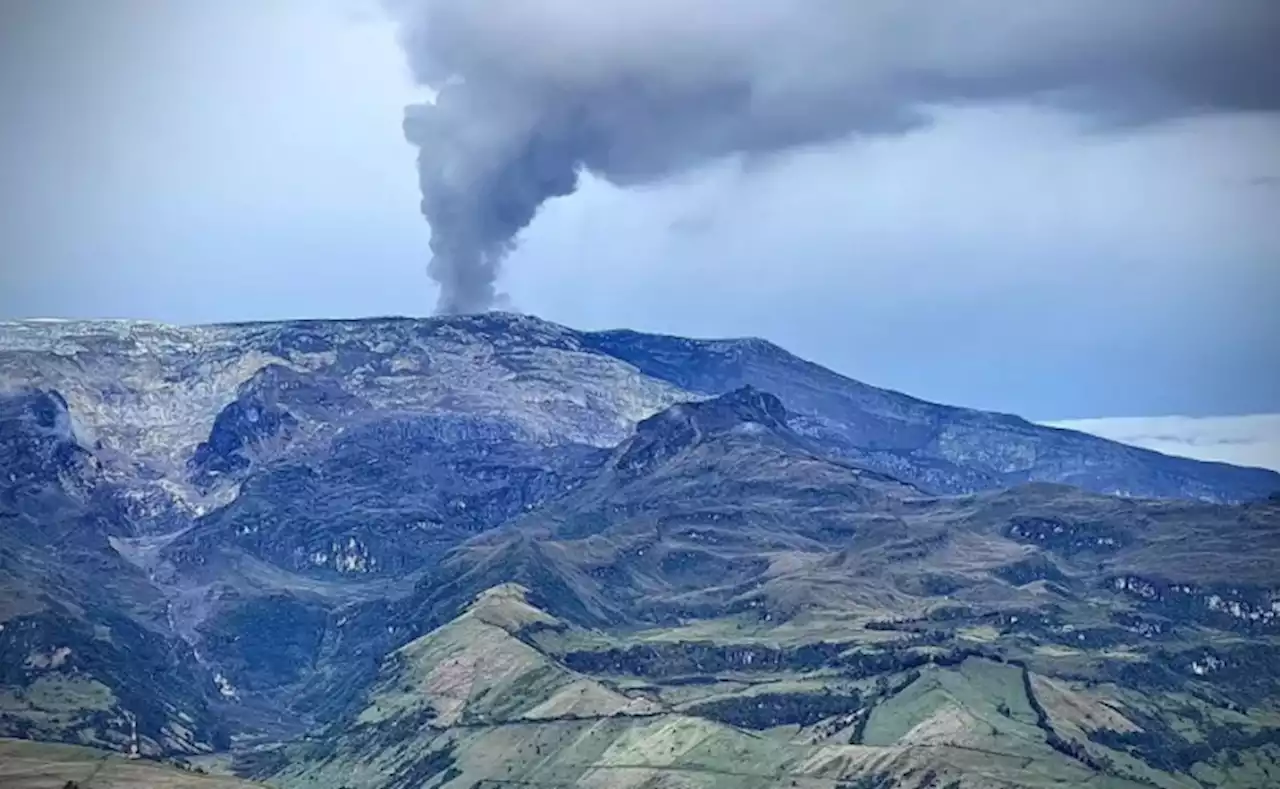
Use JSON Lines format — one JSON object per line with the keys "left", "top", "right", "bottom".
{"left": 0, "top": 315, "right": 689, "bottom": 529}
{"left": 0, "top": 390, "right": 229, "bottom": 755}
{"left": 395, "top": 387, "right": 1280, "bottom": 634}
{"left": 265, "top": 585, "right": 1160, "bottom": 789}
{"left": 391, "top": 387, "right": 925, "bottom": 631}
{"left": 0, "top": 738, "right": 265, "bottom": 789}
{"left": 293, "top": 389, "right": 1279, "bottom": 786}
{"left": 581, "top": 328, "right": 1280, "bottom": 501}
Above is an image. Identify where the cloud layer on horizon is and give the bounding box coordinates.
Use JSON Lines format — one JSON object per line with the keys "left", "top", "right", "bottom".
{"left": 1046, "top": 414, "right": 1280, "bottom": 473}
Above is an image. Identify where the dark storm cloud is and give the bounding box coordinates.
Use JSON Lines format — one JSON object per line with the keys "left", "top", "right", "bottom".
{"left": 384, "top": 0, "right": 1280, "bottom": 314}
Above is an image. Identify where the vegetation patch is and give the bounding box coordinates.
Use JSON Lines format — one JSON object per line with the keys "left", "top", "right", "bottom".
{"left": 1088, "top": 702, "right": 1280, "bottom": 776}
{"left": 200, "top": 595, "right": 328, "bottom": 690}
{"left": 688, "top": 688, "right": 864, "bottom": 730}
{"left": 993, "top": 554, "right": 1069, "bottom": 586}
{"left": 1006, "top": 516, "right": 1131, "bottom": 555}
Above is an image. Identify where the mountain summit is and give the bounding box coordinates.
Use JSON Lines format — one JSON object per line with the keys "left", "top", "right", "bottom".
{"left": 639, "top": 384, "right": 790, "bottom": 437}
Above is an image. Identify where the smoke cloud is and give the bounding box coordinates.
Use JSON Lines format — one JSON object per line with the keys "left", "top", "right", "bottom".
{"left": 384, "top": 0, "right": 1280, "bottom": 314}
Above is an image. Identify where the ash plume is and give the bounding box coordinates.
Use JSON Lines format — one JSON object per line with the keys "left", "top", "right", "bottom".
{"left": 385, "top": 0, "right": 1280, "bottom": 314}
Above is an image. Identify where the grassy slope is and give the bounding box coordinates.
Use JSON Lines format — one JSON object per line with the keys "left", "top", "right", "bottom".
{"left": 271, "top": 586, "right": 1173, "bottom": 789}
{"left": 0, "top": 738, "right": 264, "bottom": 789}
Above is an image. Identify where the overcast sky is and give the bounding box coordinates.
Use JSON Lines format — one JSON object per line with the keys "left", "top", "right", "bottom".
{"left": 1, "top": 0, "right": 1278, "bottom": 423}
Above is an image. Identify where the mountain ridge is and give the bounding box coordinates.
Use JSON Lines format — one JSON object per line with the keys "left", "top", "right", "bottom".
{"left": 3, "top": 313, "right": 1275, "bottom": 506}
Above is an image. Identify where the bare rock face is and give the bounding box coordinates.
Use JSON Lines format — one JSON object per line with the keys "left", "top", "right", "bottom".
{"left": 0, "top": 388, "right": 100, "bottom": 507}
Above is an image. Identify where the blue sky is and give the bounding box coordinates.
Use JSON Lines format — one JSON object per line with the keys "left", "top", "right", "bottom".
{"left": 1, "top": 0, "right": 1278, "bottom": 423}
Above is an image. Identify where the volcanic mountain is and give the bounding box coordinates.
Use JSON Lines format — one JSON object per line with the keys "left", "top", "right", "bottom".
{"left": 1, "top": 314, "right": 1278, "bottom": 788}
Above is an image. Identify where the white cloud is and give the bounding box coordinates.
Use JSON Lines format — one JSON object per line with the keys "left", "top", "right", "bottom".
{"left": 1044, "top": 414, "right": 1280, "bottom": 472}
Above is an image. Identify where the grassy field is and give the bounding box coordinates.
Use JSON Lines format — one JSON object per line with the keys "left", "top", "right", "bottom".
{"left": 0, "top": 739, "right": 263, "bottom": 788}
